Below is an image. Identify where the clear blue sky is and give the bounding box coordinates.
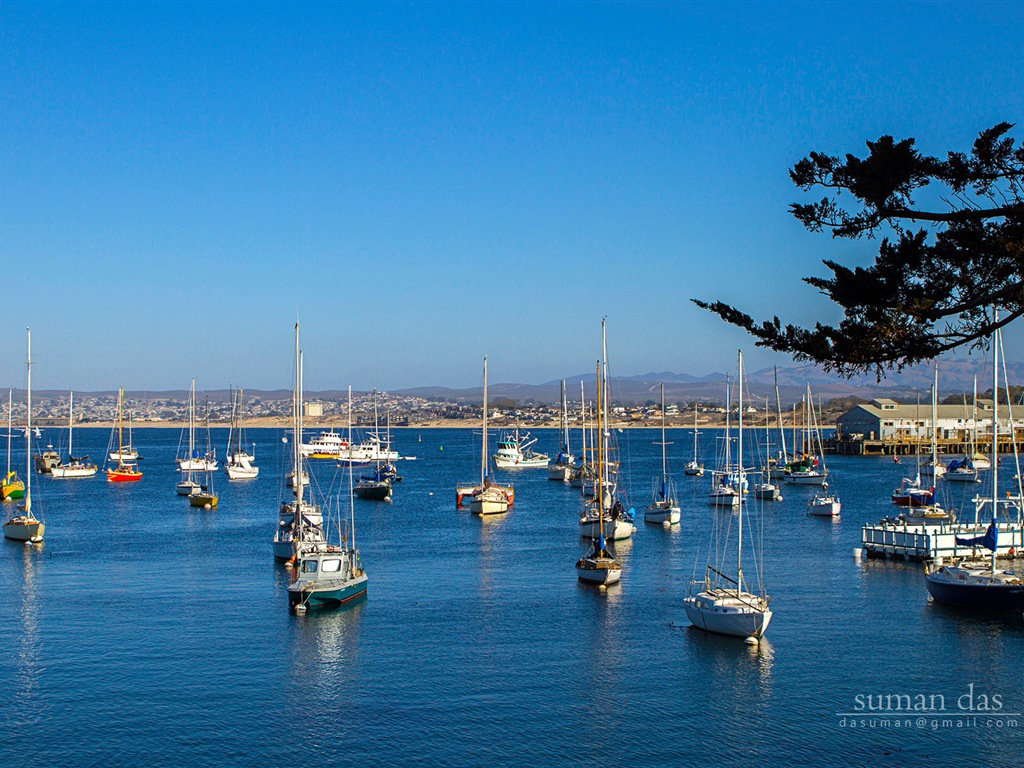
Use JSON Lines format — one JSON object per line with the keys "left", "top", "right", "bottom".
{"left": 2, "top": 2, "right": 1021, "bottom": 391}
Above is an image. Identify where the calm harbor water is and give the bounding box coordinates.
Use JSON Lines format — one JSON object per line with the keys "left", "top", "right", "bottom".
{"left": 1, "top": 426, "right": 1022, "bottom": 767}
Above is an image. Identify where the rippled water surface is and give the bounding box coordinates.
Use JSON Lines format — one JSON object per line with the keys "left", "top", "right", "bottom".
{"left": 1, "top": 427, "right": 1022, "bottom": 767}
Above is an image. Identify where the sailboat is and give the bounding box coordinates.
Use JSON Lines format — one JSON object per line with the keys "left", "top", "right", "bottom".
{"left": 288, "top": 383, "right": 369, "bottom": 613}
{"left": 547, "top": 380, "right": 575, "bottom": 481}
{"left": 175, "top": 380, "right": 203, "bottom": 496}
{"left": 708, "top": 375, "right": 740, "bottom": 509}
{"left": 458, "top": 356, "right": 512, "bottom": 515}
{"left": 354, "top": 388, "right": 392, "bottom": 501}
{"left": 576, "top": 357, "right": 622, "bottom": 586}
{"left": 108, "top": 398, "right": 140, "bottom": 463}
{"left": 2, "top": 389, "right": 26, "bottom": 501}
{"left": 683, "top": 403, "right": 704, "bottom": 476}
{"left": 176, "top": 380, "right": 217, "bottom": 472}
{"left": 187, "top": 397, "right": 218, "bottom": 508}
{"left": 926, "top": 323, "right": 1024, "bottom": 611}
{"left": 273, "top": 322, "right": 327, "bottom": 562}
{"left": 106, "top": 388, "right": 142, "bottom": 483}
{"left": 569, "top": 382, "right": 594, "bottom": 488}
{"left": 225, "top": 387, "right": 259, "bottom": 480}
{"left": 946, "top": 380, "right": 983, "bottom": 482}
{"left": 783, "top": 386, "right": 827, "bottom": 485}
{"left": 919, "top": 365, "right": 946, "bottom": 481}
{"left": 579, "top": 321, "right": 636, "bottom": 540}
{"left": 4, "top": 330, "right": 44, "bottom": 543}
{"left": 685, "top": 350, "right": 772, "bottom": 640}
{"left": 753, "top": 398, "right": 782, "bottom": 501}
{"left": 645, "top": 383, "right": 680, "bottom": 525}
{"left": 50, "top": 391, "right": 98, "bottom": 478}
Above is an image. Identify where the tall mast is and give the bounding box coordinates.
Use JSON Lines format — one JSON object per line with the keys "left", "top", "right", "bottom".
{"left": 774, "top": 366, "right": 788, "bottom": 462}
{"left": 991, "top": 311, "right": 999, "bottom": 573}
{"left": 736, "top": 350, "right": 744, "bottom": 591}
{"left": 348, "top": 385, "right": 356, "bottom": 550}
{"left": 481, "top": 356, "right": 488, "bottom": 485}
{"left": 25, "top": 328, "right": 32, "bottom": 515}
{"left": 294, "top": 322, "right": 304, "bottom": 503}
{"left": 580, "top": 380, "right": 586, "bottom": 472}
{"left": 660, "top": 383, "right": 668, "bottom": 481}
{"left": 596, "top": 359, "right": 605, "bottom": 548}
{"left": 69, "top": 391, "right": 74, "bottom": 459}
{"left": 931, "top": 364, "right": 939, "bottom": 464}
{"left": 117, "top": 388, "right": 125, "bottom": 460}
{"left": 6, "top": 389, "right": 11, "bottom": 476}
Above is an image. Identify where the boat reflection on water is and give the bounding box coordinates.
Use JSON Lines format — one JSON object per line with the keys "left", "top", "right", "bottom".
{"left": 287, "top": 593, "right": 366, "bottom": 683}
{"left": 12, "top": 544, "right": 44, "bottom": 721}
{"left": 686, "top": 628, "right": 775, "bottom": 694}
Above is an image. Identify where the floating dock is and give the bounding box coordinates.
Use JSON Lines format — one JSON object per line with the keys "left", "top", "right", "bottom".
{"left": 861, "top": 519, "right": 1024, "bottom": 562}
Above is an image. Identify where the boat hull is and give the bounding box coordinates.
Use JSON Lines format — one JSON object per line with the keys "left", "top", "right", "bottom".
{"left": 50, "top": 464, "right": 98, "bottom": 478}
{"left": 783, "top": 472, "right": 826, "bottom": 486}
{"left": 547, "top": 464, "right": 571, "bottom": 481}
{"left": 576, "top": 558, "right": 621, "bottom": 585}
{"left": 354, "top": 481, "right": 391, "bottom": 501}
{"left": 579, "top": 517, "right": 635, "bottom": 541}
{"left": 683, "top": 595, "right": 772, "bottom": 638}
{"left": 188, "top": 493, "right": 218, "bottom": 508}
{"left": 107, "top": 468, "right": 142, "bottom": 483}
{"left": 3, "top": 517, "right": 44, "bottom": 542}
{"left": 289, "top": 574, "right": 368, "bottom": 611}
{"left": 225, "top": 464, "right": 259, "bottom": 480}
{"left": 644, "top": 502, "right": 680, "bottom": 525}
{"left": 926, "top": 572, "right": 1024, "bottom": 611}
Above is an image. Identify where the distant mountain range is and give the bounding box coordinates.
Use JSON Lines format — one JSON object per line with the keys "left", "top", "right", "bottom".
{"left": 20, "top": 359, "right": 1019, "bottom": 408}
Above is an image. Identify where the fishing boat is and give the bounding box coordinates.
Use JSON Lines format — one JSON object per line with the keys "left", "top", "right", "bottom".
{"left": 106, "top": 388, "right": 142, "bottom": 483}
{"left": 354, "top": 389, "right": 392, "bottom": 501}
{"left": 288, "top": 385, "right": 368, "bottom": 613}
{"left": 891, "top": 475, "right": 935, "bottom": 506}
{"left": 176, "top": 380, "right": 217, "bottom": 472}
{"left": 645, "top": 383, "right": 680, "bottom": 525}
{"left": 2, "top": 390, "right": 25, "bottom": 501}
{"left": 33, "top": 442, "right": 60, "bottom": 474}
{"left": 274, "top": 323, "right": 327, "bottom": 562}
{"left": 301, "top": 429, "right": 348, "bottom": 459}
{"left": 459, "top": 357, "right": 512, "bottom": 515}
{"left": 492, "top": 426, "right": 549, "bottom": 469}
{"left": 683, "top": 404, "right": 704, "bottom": 476}
{"left": 225, "top": 387, "right": 259, "bottom": 480}
{"left": 4, "top": 330, "right": 45, "bottom": 543}
{"left": 187, "top": 398, "right": 219, "bottom": 509}
{"left": 547, "top": 381, "right": 575, "bottom": 481}
{"left": 926, "top": 324, "right": 1024, "bottom": 611}
{"left": 685, "top": 350, "right": 772, "bottom": 640}
{"left": 50, "top": 391, "right": 98, "bottom": 478}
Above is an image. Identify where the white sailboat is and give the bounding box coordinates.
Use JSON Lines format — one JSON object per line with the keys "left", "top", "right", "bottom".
{"left": 187, "top": 397, "right": 219, "bottom": 509}
{"left": 4, "top": 329, "right": 44, "bottom": 543}
{"left": 683, "top": 403, "right": 704, "bottom": 476}
{"left": 752, "top": 397, "right": 782, "bottom": 501}
{"left": 462, "top": 356, "right": 512, "bottom": 515}
{"left": 273, "top": 323, "right": 327, "bottom": 562}
{"left": 645, "top": 383, "right": 680, "bottom": 525}
{"left": 225, "top": 387, "right": 259, "bottom": 480}
{"left": 176, "top": 379, "right": 203, "bottom": 496}
{"left": 783, "top": 386, "right": 827, "bottom": 485}
{"left": 685, "top": 350, "right": 772, "bottom": 640}
{"left": 708, "top": 375, "right": 740, "bottom": 509}
{"left": 176, "top": 380, "right": 217, "bottom": 472}
{"left": 576, "top": 354, "right": 622, "bottom": 586}
{"left": 50, "top": 391, "right": 98, "bottom": 479}
{"left": 919, "top": 365, "right": 946, "bottom": 481}
{"left": 289, "top": 384, "right": 369, "bottom": 613}
{"left": 547, "top": 380, "right": 575, "bottom": 481}
{"left": 579, "top": 321, "right": 636, "bottom": 541}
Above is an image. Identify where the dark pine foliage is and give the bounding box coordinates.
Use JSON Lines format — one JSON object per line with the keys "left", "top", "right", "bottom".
{"left": 694, "top": 123, "right": 1024, "bottom": 379}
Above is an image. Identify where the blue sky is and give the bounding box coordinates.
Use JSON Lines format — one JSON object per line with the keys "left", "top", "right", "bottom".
{"left": 2, "top": 2, "right": 1021, "bottom": 391}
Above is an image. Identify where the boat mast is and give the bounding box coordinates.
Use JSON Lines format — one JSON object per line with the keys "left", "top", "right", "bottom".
{"left": 117, "top": 388, "right": 125, "bottom": 466}
{"left": 736, "top": 350, "right": 744, "bottom": 592}
{"left": 579, "top": 380, "right": 586, "bottom": 474}
{"left": 660, "top": 383, "right": 668, "bottom": 483}
{"left": 294, "top": 323, "right": 304, "bottom": 504}
{"left": 68, "top": 391, "right": 74, "bottom": 460}
{"left": 25, "top": 328, "right": 32, "bottom": 515}
{"left": 348, "top": 385, "right": 356, "bottom": 550}
{"left": 991, "top": 313, "right": 999, "bottom": 577}
{"left": 931, "top": 364, "right": 939, "bottom": 466}
{"left": 481, "top": 356, "right": 488, "bottom": 485}
{"left": 596, "top": 359, "right": 605, "bottom": 551}
{"left": 6, "top": 389, "right": 11, "bottom": 477}
{"left": 774, "top": 366, "right": 787, "bottom": 462}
